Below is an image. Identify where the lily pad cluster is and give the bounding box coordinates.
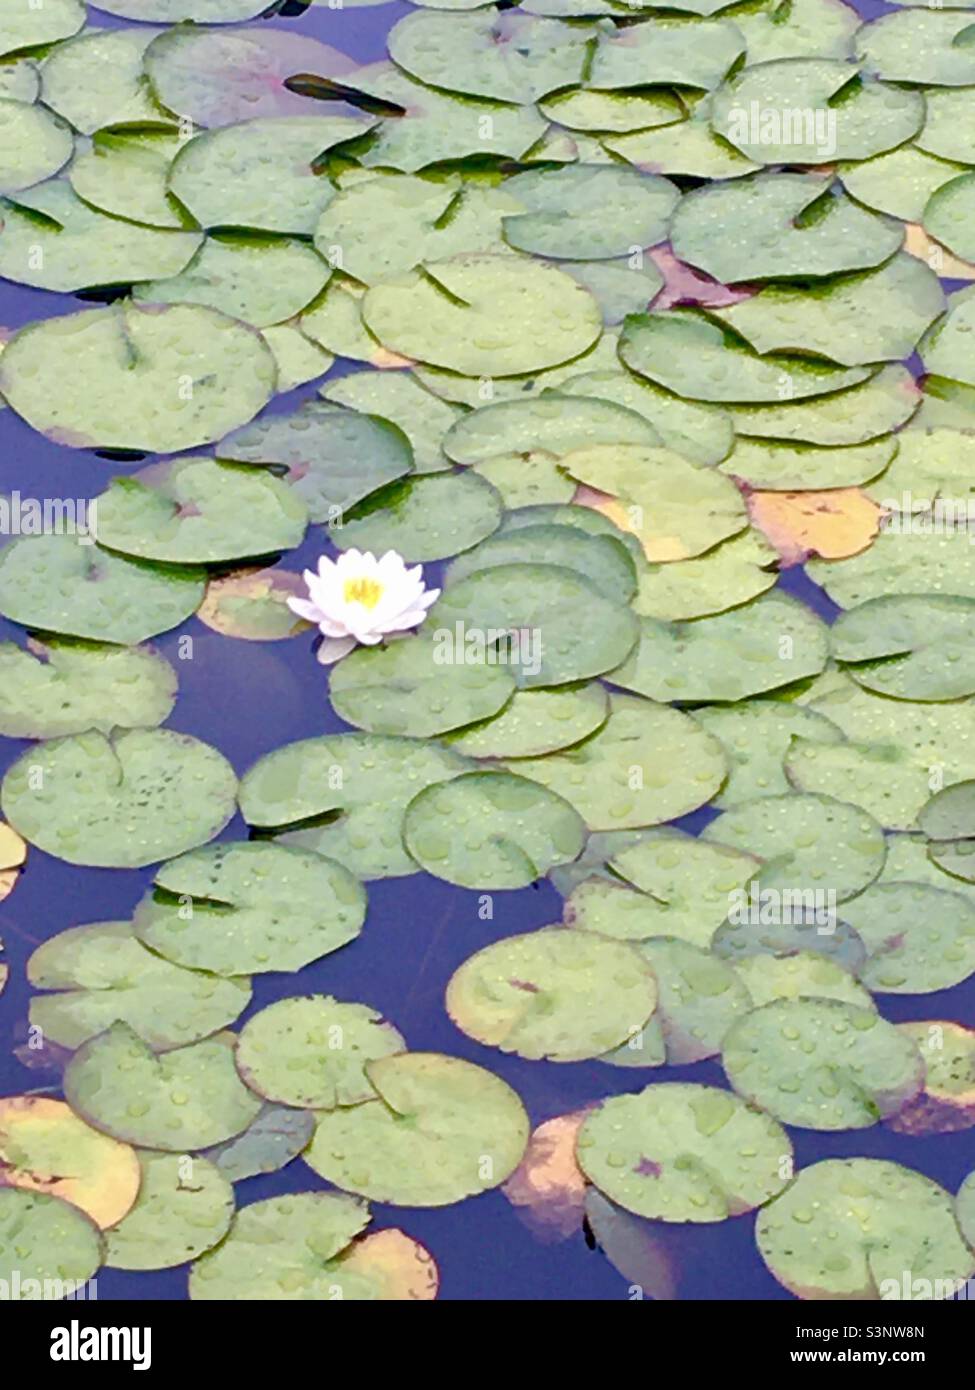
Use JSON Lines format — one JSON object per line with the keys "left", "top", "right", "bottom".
{"left": 2, "top": 0, "right": 975, "bottom": 1304}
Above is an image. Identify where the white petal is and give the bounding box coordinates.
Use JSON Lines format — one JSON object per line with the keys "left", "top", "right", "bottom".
{"left": 287, "top": 596, "right": 325, "bottom": 623}
{"left": 316, "top": 635, "right": 356, "bottom": 664}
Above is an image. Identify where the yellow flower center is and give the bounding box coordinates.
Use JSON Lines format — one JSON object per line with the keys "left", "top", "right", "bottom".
{"left": 343, "top": 576, "right": 384, "bottom": 610}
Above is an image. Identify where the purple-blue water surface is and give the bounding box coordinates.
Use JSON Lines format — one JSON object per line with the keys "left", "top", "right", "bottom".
{"left": 1, "top": 0, "right": 972, "bottom": 1302}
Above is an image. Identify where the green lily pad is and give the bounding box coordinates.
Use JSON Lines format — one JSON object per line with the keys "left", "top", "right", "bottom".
{"left": 719, "top": 437, "right": 896, "bottom": 490}
{"left": 313, "top": 174, "right": 519, "bottom": 287}
{"left": 619, "top": 309, "right": 872, "bottom": 404}
{"left": 703, "top": 793, "right": 886, "bottom": 901}
{"left": 85, "top": 0, "right": 269, "bottom": 19}
{"left": 403, "top": 769, "right": 586, "bottom": 889}
{"left": 0, "top": 534, "right": 204, "bottom": 644}
{"left": 321, "top": 370, "right": 461, "bottom": 474}
{"left": 387, "top": 10, "right": 594, "bottom": 103}
{"left": 607, "top": 94, "right": 761, "bottom": 181}
{"left": 410, "top": 329, "right": 621, "bottom": 408}
{"left": 711, "top": 59, "right": 924, "bottom": 165}
{"left": 144, "top": 24, "right": 359, "bottom": 128}
{"left": 841, "top": 145, "right": 968, "bottom": 223}
{"left": 0, "top": 301, "right": 276, "bottom": 453}
{"left": 1, "top": 728, "right": 238, "bottom": 869}
{"left": 670, "top": 173, "right": 903, "bottom": 284}
{"left": 333, "top": 471, "right": 502, "bottom": 562}
{"left": 444, "top": 682, "right": 609, "bottom": 759}
{"left": 734, "top": 0, "right": 860, "bottom": 63}
{"left": 0, "top": 1189, "right": 102, "bottom": 1293}
{"left": 855, "top": 9, "right": 975, "bottom": 87}
{"left": 93, "top": 457, "right": 307, "bottom": 565}
{"left": 710, "top": 907, "right": 868, "bottom": 974}
{"left": 168, "top": 115, "right": 372, "bottom": 235}
{"left": 510, "top": 693, "right": 727, "bottom": 830}
{"left": 445, "top": 525, "right": 637, "bottom": 605}
{"left": 27, "top": 919, "right": 250, "bottom": 1052}
{"left": 239, "top": 733, "right": 473, "bottom": 880}
{"left": 0, "top": 56, "right": 38, "bottom": 103}
{"left": 916, "top": 87, "right": 975, "bottom": 166}
{"left": 807, "top": 526, "right": 975, "bottom": 604}
{"left": 1, "top": 0, "right": 84, "bottom": 59}
{"left": 218, "top": 400, "right": 414, "bottom": 525}
{"left": 576, "top": 1082, "right": 792, "bottom": 1222}
{"left": 918, "top": 780, "right": 975, "bottom": 882}
{"left": 758, "top": 1158, "right": 975, "bottom": 1299}
{"left": 784, "top": 736, "right": 932, "bottom": 831}
{"left": 133, "top": 841, "right": 367, "bottom": 977}
{"left": 0, "top": 177, "right": 201, "bottom": 291}
{"left": 831, "top": 595, "right": 975, "bottom": 701}
{"left": 601, "top": 939, "right": 753, "bottom": 1068}
{"left": 442, "top": 393, "right": 663, "bottom": 466}
{"left": 235, "top": 996, "right": 405, "bottom": 1110}
{"left": 40, "top": 27, "right": 172, "bottom": 135}
{"left": 842, "top": 881, "right": 975, "bottom": 993}
{"left": 362, "top": 254, "right": 601, "bottom": 378}
{"left": 0, "top": 637, "right": 176, "bottom": 739}
{"left": 722, "top": 998, "right": 924, "bottom": 1129}
{"left": 960, "top": 1171, "right": 975, "bottom": 1251}
{"left": 65, "top": 1023, "right": 262, "bottom": 1151}
{"left": 695, "top": 698, "right": 844, "bottom": 807}
{"left": 197, "top": 1103, "right": 315, "bottom": 1181}
{"left": 188, "top": 1191, "right": 376, "bottom": 1300}
{"left": 105, "top": 1153, "right": 234, "bottom": 1271}
{"left": 262, "top": 322, "right": 333, "bottom": 393}
{"left": 888, "top": 1022, "right": 975, "bottom": 1136}
{"left": 471, "top": 450, "right": 576, "bottom": 508}
{"left": 611, "top": 593, "right": 829, "bottom": 703}
{"left": 921, "top": 285, "right": 975, "bottom": 387}
{"left": 134, "top": 234, "right": 330, "bottom": 328}
{"left": 446, "top": 927, "right": 657, "bottom": 1062}
{"left": 590, "top": 17, "right": 745, "bottom": 91}
{"left": 0, "top": 97, "right": 73, "bottom": 194}
{"left": 560, "top": 255, "right": 666, "bottom": 327}
{"left": 431, "top": 563, "right": 638, "bottom": 688}
{"left": 328, "top": 634, "right": 515, "bottom": 739}
{"left": 713, "top": 254, "right": 944, "bottom": 368}
{"left": 306, "top": 1052, "right": 530, "bottom": 1206}
{"left": 501, "top": 164, "right": 679, "bottom": 261}
{"left": 730, "top": 364, "right": 920, "bottom": 445}
{"left": 69, "top": 130, "right": 192, "bottom": 230}
{"left": 538, "top": 84, "right": 683, "bottom": 134}
{"left": 633, "top": 531, "right": 779, "bottom": 621}
{"left": 732, "top": 949, "right": 873, "bottom": 1010}
{"left": 863, "top": 427, "right": 975, "bottom": 514}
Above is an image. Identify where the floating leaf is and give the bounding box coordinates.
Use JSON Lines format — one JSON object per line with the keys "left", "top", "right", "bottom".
{"left": 133, "top": 841, "right": 367, "bottom": 976}
{"left": 445, "top": 682, "right": 609, "bottom": 759}
{"left": 695, "top": 699, "right": 844, "bottom": 808}
{"left": 40, "top": 27, "right": 172, "bottom": 134}
{"left": 333, "top": 471, "right": 502, "bottom": 562}
{"left": 306, "top": 1052, "right": 530, "bottom": 1206}
{"left": 831, "top": 595, "right": 975, "bottom": 701}
{"left": 501, "top": 1111, "right": 589, "bottom": 1243}
{"left": 501, "top": 164, "right": 679, "bottom": 261}
{"left": 1, "top": 728, "right": 237, "bottom": 869}
{"left": 27, "top": 919, "right": 250, "bottom": 1052}
{"left": 0, "top": 0, "right": 84, "bottom": 60}
{"left": 576, "top": 1082, "right": 792, "bottom": 1222}
{"left": 105, "top": 1152, "right": 234, "bottom": 1271}
{"left": 0, "top": 97, "right": 73, "bottom": 194}
{"left": 841, "top": 882, "right": 975, "bottom": 993}
{"left": 197, "top": 1103, "right": 314, "bottom": 1182}
{"left": 321, "top": 370, "right": 461, "bottom": 474}
{"left": 632, "top": 532, "right": 779, "bottom": 621}
{"left": 196, "top": 568, "right": 312, "bottom": 641}
{"left": 888, "top": 1023, "right": 975, "bottom": 1136}
{"left": 0, "top": 1189, "right": 102, "bottom": 1293}
{"left": 747, "top": 487, "right": 881, "bottom": 564}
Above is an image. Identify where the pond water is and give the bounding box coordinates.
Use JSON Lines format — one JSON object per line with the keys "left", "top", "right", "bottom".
{"left": 1, "top": 0, "right": 974, "bottom": 1303}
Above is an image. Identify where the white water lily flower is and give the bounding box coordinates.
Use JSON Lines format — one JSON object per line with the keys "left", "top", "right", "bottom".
{"left": 287, "top": 549, "right": 441, "bottom": 665}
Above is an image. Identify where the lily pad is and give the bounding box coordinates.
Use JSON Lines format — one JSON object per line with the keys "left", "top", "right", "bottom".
{"left": 807, "top": 526, "right": 975, "bottom": 605}
{"left": 784, "top": 736, "right": 932, "bottom": 831}
{"left": 730, "top": 364, "right": 920, "bottom": 445}
{"left": 501, "top": 164, "right": 679, "bottom": 261}
{"left": 239, "top": 733, "right": 473, "bottom": 880}
{"left": 321, "top": 370, "right": 461, "bottom": 474}
{"left": 919, "top": 780, "right": 975, "bottom": 882}
{"left": 757, "top": 1159, "right": 975, "bottom": 1299}
{"left": 0, "top": 0, "right": 84, "bottom": 59}
{"left": 0, "top": 97, "right": 73, "bottom": 194}
{"left": 196, "top": 567, "right": 313, "bottom": 642}
{"left": 556, "top": 368, "right": 735, "bottom": 466}
{"left": 235, "top": 996, "right": 405, "bottom": 1110}
{"left": 0, "top": 1189, "right": 102, "bottom": 1294}
{"left": 69, "top": 130, "right": 194, "bottom": 229}
{"left": 64, "top": 1023, "right": 262, "bottom": 1152}
{"left": 732, "top": 950, "right": 873, "bottom": 1010}
{"left": 334, "top": 471, "right": 502, "bottom": 562}
{"left": 888, "top": 1023, "right": 975, "bottom": 1136}
{"left": 105, "top": 1152, "right": 234, "bottom": 1272}
{"left": 576, "top": 1082, "right": 792, "bottom": 1222}
{"left": 702, "top": 793, "right": 886, "bottom": 901}
{"left": 722, "top": 998, "right": 924, "bottom": 1130}
{"left": 445, "top": 525, "right": 637, "bottom": 605}
{"left": 446, "top": 928, "right": 657, "bottom": 1062}
{"left": 133, "top": 841, "right": 367, "bottom": 976}
{"left": 610, "top": 593, "right": 829, "bottom": 702}
{"left": 0, "top": 1095, "right": 139, "bottom": 1229}
{"left": 510, "top": 694, "right": 727, "bottom": 830}
{"left": 720, "top": 437, "right": 895, "bottom": 491}
{"left": 590, "top": 18, "right": 745, "bottom": 91}
{"left": 443, "top": 683, "right": 609, "bottom": 760}
{"left": 363, "top": 254, "right": 601, "bottom": 379}
{"left": 197, "top": 1103, "right": 314, "bottom": 1182}
{"left": 328, "top": 634, "right": 515, "bottom": 738}
{"left": 27, "top": 919, "right": 250, "bottom": 1052}
{"left": 40, "top": 27, "right": 171, "bottom": 135}
{"left": 1, "top": 728, "right": 238, "bottom": 869}
{"left": 0, "top": 301, "right": 276, "bottom": 453}
{"left": 841, "top": 881, "right": 975, "bottom": 993}
{"left": 831, "top": 595, "right": 975, "bottom": 701}
{"left": 855, "top": 10, "right": 975, "bottom": 87}
{"left": 0, "top": 534, "right": 205, "bottom": 645}
{"left": 0, "top": 637, "right": 177, "bottom": 739}
{"left": 167, "top": 115, "right": 372, "bottom": 235}
{"left": 188, "top": 1191, "right": 373, "bottom": 1300}
{"left": 431, "top": 563, "right": 638, "bottom": 688}
{"left": 305, "top": 1052, "right": 530, "bottom": 1206}
{"left": 670, "top": 174, "right": 903, "bottom": 284}
{"left": 403, "top": 769, "right": 586, "bottom": 889}
{"left": 217, "top": 400, "right": 414, "bottom": 525}
{"left": 442, "top": 393, "right": 663, "bottom": 466}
